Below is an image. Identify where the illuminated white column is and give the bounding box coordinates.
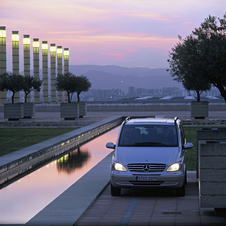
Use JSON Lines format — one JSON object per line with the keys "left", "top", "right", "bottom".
{"left": 64, "top": 48, "right": 69, "bottom": 73}
{"left": 33, "top": 38, "right": 40, "bottom": 103}
{"left": 50, "top": 44, "right": 56, "bottom": 104}
{"left": 12, "top": 31, "right": 20, "bottom": 103}
{"left": 42, "top": 41, "right": 49, "bottom": 104}
{"left": 23, "top": 35, "right": 30, "bottom": 76}
{"left": 64, "top": 48, "right": 69, "bottom": 103}
{"left": 57, "top": 46, "right": 62, "bottom": 103}
{"left": 23, "top": 35, "right": 30, "bottom": 102}
{"left": 0, "top": 26, "right": 6, "bottom": 104}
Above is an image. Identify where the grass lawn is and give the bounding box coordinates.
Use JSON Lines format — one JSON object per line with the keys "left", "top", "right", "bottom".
{"left": 184, "top": 127, "right": 197, "bottom": 171}
{"left": 0, "top": 127, "right": 199, "bottom": 171}
{"left": 0, "top": 128, "right": 75, "bottom": 157}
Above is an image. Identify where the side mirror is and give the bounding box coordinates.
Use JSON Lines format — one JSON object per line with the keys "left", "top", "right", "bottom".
{"left": 183, "top": 142, "right": 193, "bottom": 149}
{"left": 106, "top": 142, "right": 115, "bottom": 149}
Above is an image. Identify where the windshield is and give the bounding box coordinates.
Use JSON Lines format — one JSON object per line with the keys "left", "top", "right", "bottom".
{"left": 118, "top": 125, "right": 178, "bottom": 147}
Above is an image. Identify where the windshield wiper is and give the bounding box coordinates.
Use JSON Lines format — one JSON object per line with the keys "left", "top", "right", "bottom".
{"left": 133, "top": 142, "right": 171, "bottom": 147}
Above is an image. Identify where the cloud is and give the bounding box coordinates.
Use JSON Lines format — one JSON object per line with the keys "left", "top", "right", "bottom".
{"left": 1, "top": 0, "right": 225, "bottom": 69}
{"left": 125, "top": 13, "right": 172, "bottom": 22}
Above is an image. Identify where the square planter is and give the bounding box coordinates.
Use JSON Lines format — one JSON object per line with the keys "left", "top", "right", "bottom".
{"left": 199, "top": 141, "right": 226, "bottom": 212}
{"left": 60, "top": 102, "right": 79, "bottom": 120}
{"left": 23, "top": 102, "right": 35, "bottom": 118}
{"left": 196, "top": 128, "right": 226, "bottom": 178}
{"left": 4, "top": 103, "right": 24, "bottom": 121}
{"left": 79, "top": 102, "right": 87, "bottom": 118}
{"left": 191, "top": 101, "right": 209, "bottom": 119}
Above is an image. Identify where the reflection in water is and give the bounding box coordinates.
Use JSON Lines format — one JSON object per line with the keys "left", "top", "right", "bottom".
{"left": 56, "top": 147, "right": 90, "bottom": 174}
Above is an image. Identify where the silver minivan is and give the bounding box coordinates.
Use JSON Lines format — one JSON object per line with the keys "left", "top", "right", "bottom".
{"left": 106, "top": 117, "right": 193, "bottom": 196}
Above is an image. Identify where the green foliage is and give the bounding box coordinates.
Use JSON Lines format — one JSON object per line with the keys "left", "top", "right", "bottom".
{"left": 168, "top": 13, "right": 226, "bottom": 102}
{"left": 0, "top": 73, "right": 24, "bottom": 103}
{"left": 56, "top": 72, "right": 78, "bottom": 103}
{"left": 23, "top": 75, "right": 42, "bottom": 102}
{"left": 56, "top": 72, "right": 91, "bottom": 103}
{"left": 168, "top": 34, "right": 211, "bottom": 101}
{"left": 76, "top": 75, "right": 91, "bottom": 102}
{"left": 0, "top": 73, "right": 42, "bottom": 103}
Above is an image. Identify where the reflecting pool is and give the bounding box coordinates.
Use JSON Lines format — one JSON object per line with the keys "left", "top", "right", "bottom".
{"left": 0, "top": 126, "right": 119, "bottom": 224}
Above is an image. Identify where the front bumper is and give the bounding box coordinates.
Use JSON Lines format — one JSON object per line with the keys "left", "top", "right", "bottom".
{"left": 111, "top": 170, "right": 185, "bottom": 188}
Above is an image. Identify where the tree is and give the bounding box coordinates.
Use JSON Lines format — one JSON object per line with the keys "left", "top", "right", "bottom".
{"left": 75, "top": 75, "right": 91, "bottom": 102}
{"left": 23, "top": 75, "right": 42, "bottom": 103}
{"left": 56, "top": 72, "right": 78, "bottom": 103}
{"left": 168, "top": 35, "right": 211, "bottom": 101}
{"left": 0, "top": 73, "right": 24, "bottom": 103}
{"left": 168, "top": 13, "right": 226, "bottom": 102}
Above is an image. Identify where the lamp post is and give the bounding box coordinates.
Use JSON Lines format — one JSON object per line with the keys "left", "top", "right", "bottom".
{"left": 0, "top": 26, "right": 6, "bottom": 104}
{"left": 12, "top": 31, "right": 20, "bottom": 103}
{"left": 50, "top": 44, "right": 56, "bottom": 104}
{"left": 42, "top": 41, "right": 49, "bottom": 104}
{"left": 57, "top": 46, "right": 62, "bottom": 103}
{"left": 33, "top": 38, "right": 40, "bottom": 103}
{"left": 64, "top": 48, "right": 69, "bottom": 103}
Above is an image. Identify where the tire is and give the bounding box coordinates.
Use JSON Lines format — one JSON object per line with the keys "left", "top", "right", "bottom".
{"left": 185, "top": 170, "right": 187, "bottom": 185}
{"left": 111, "top": 183, "right": 121, "bottom": 196}
{"left": 175, "top": 182, "right": 185, "bottom": 197}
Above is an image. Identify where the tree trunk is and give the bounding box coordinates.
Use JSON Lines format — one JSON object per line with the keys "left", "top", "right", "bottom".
{"left": 215, "top": 82, "right": 226, "bottom": 102}
{"left": 67, "top": 92, "right": 71, "bottom": 103}
{"left": 196, "top": 90, "right": 200, "bottom": 102}
{"left": 77, "top": 92, "right": 80, "bottom": 102}
{"left": 12, "top": 93, "right": 15, "bottom": 104}
{"left": 24, "top": 93, "right": 27, "bottom": 103}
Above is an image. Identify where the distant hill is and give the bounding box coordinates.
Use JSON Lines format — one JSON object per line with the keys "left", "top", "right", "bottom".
{"left": 19, "top": 65, "right": 183, "bottom": 91}
{"left": 69, "top": 65, "right": 182, "bottom": 90}
{"left": 70, "top": 65, "right": 168, "bottom": 78}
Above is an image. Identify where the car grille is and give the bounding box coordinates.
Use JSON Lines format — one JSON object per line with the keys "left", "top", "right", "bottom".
{"left": 127, "top": 163, "right": 166, "bottom": 172}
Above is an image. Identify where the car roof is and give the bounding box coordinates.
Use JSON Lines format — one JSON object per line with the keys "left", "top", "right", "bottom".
{"left": 124, "top": 117, "right": 177, "bottom": 126}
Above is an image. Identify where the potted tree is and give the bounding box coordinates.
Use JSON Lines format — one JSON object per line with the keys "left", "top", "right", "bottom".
{"left": 56, "top": 72, "right": 80, "bottom": 120}
{"left": 183, "top": 74, "right": 211, "bottom": 119}
{"left": 75, "top": 75, "right": 91, "bottom": 118}
{"left": 0, "top": 73, "right": 24, "bottom": 120}
{"left": 168, "top": 35, "right": 211, "bottom": 119}
{"left": 22, "top": 75, "right": 42, "bottom": 118}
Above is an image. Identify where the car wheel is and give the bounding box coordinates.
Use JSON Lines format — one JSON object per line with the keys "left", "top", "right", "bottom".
{"left": 111, "top": 183, "right": 121, "bottom": 196}
{"left": 175, "top": 182, "right": 185, "bottom": 197}
{"left": 185, "top": 170, "right": 187, "bottom": 185}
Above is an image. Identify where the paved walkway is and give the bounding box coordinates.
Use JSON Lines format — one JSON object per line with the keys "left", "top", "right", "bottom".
{"left": 75, "top": 173, "right": 226, "bottom": 226}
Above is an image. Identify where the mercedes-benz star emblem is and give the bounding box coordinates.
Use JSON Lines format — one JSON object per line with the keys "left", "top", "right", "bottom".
{"left": 144, "top": 164, "right": 149, "bottom": 171}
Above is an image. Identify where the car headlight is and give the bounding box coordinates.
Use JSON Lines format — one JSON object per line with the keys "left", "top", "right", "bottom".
{"left": 112, "top": 162, "right": 127, "bottom": 172}
{"left": 167, "top": 162, "right": 182, "bottom": 171}
{"left": 167, "top": 158, "right": 184, "bottom": 172}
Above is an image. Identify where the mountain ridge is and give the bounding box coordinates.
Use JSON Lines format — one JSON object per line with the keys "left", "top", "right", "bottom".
{"left": 69, "top": 65, "right": 182, "bottom": 90}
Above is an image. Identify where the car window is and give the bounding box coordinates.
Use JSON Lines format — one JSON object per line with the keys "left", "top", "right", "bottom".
{"left": 119, "top": 125, "right": 178, "bottom": 147}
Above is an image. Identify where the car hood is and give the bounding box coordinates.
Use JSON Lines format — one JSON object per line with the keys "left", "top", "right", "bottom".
{"left": 116, "top": 147, "right": 180, "bottom": 166}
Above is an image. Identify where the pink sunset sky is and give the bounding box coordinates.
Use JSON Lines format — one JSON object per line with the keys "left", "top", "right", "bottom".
{"left": 1, "top": 0, "right": 225, "bottom": 71}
